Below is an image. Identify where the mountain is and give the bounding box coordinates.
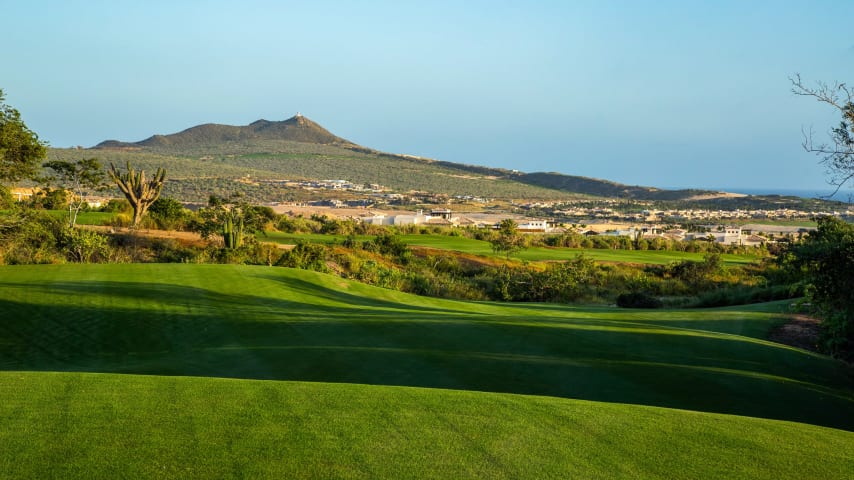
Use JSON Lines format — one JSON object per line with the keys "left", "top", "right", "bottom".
{"left": 95, "top": 114, "right": 355, "bottom": 149}
{"left": 89, "top": 115, "right": 727, "bottom": 202}
{"left": 512, "top": 172, "right": 712, "bottom": 201}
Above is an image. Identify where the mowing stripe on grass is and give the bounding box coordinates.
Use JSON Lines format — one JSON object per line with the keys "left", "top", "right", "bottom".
{"left": 0, "top": 264, "right": 851, "bottom": 432}
{"left": 0, "top": 372, "right": 852, "bottom": 480}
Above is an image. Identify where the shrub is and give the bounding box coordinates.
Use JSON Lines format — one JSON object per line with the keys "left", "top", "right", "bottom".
{"left": 60, "top": 227, "right": 110, "bottom": 263}
{"left": 148, "top": 197, "right": 189, "bottom": 230}
{"left": 99, "top": 198, "right": 132, "bottom": 214}
{"left": 276, "top": 241, "right": 328, "bottom": 272}
{"left": 616, "top": 292, "right": 663, "bottom": 309}
{"left": 0, "top": 209, "right": 64, "bottom": 264}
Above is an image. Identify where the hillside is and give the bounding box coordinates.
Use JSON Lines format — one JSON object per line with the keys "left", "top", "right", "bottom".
{"left": 83, "top": 115, "right": 722, "bottom": 201}
{"left": 515, "top": 171, "right": 713, "bottom": 201}
{"left": 1, "top": 263, "right": 853, "bottom": 478}
{"left": 73, "top": 116, "right": 851, "bottom": 209}
{"left": 96, "top": 114, "right": 355, "bottom": 149}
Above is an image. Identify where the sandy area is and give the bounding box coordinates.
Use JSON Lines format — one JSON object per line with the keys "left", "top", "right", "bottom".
{"left": 686, "top": 192, "right": 748, "bottom": 201}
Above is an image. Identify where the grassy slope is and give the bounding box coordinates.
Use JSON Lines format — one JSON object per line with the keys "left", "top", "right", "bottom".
{"left": 1, "top": 372, "right": 852, "bottom": 480}
{"left": 262, "top": 231, "right": 761, "bottom": 265}
{"left": 1, "top": 264, "right": 852, "bottom": 478}
{"left": 1, "top": 264, "right": 850, "bottom": 426}
{"left": 49, "top": 147, "right": 579, "bottom": 201}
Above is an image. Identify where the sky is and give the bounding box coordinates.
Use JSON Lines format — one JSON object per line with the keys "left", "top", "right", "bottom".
{"left": 3, "top": 0, "right": 854, "bottom": 192}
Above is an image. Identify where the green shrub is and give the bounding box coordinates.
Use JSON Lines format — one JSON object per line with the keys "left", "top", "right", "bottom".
{"left": 60, "top": 227, "right": 110, "bottom": 263}
{"left": 276, "top": 241, "right": 328, "bottom": 272}
{"left": 616, "top": 292, "right": 663, "bottom": 309}
{"left": 148, "top": 197, "right": 189, "bottom": 230}
{"left": 0, "top": 209, "right": 64, "bottom": 264}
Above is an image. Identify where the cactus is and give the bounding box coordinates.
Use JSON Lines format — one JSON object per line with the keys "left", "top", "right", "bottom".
{"left": 222, "top": 208, "right": 244, "bottom": 249}
{"left": 108, "top": 162, "right": 166, "bottom": 227}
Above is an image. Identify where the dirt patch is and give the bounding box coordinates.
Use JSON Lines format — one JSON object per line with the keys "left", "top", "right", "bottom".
{"left": 768, "top": 314, "right": 822, "bottom": 352}
{"left": 84, "top": 225, "right": 208, "bottom": 246}
{"left": 409, "top": 246, "right": 504, "bottom": 269}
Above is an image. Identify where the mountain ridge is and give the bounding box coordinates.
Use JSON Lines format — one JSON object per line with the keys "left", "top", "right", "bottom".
{"left": 91, "top": 115, "right": 721, "bottom": 201}
{"left": 95, "top": 114, "right": 356, "bottom": 149}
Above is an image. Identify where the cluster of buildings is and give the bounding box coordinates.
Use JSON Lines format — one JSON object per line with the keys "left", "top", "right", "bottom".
{"left": 360, "top": 209, "right": 479, "bottom": 227}
{"left": 584, "top": 225, "right": 769, "bottom": 247}
{"left": 253, "top": 178, "right": 386, "bottom": 192}
{"left": 522, "top": 202, "right": 852, "bottom": 223}
{"left": 353, "top": 208, "right": 772, "bottom": 246}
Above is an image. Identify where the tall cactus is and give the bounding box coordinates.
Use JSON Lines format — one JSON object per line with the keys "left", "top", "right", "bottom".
{"left": 222, "top": 208, "right": 244, "bottom": 249}
{"left": 108, "top": 162, "right": 166, "bottom": 227}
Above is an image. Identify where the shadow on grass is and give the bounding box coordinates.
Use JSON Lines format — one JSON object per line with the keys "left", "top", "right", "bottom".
{"left": 0, "top": 280, "right": 852, "bottom": 431}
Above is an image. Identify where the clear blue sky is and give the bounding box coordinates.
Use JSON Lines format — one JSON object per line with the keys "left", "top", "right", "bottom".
{"left": 3, "top": 0, "right": 854, "bottom": 191}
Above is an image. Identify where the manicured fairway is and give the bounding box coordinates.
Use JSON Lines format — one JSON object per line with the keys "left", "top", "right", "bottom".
{"left": 1, "top": 264, "right": 852, "bottom": 478}
{"left": 261, "top": 232, "right": 761, "bottom": 265}
{"left": 1, "top": 372, "right": 852, "bottom": 480}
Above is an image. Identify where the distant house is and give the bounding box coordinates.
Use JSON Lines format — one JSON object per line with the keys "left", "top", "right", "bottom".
{"left": 516, "top": 220, "right": 549, "bottom": 233}
{"left": 361, "top": 209, "right": 461, "bottom": 226}
{"left": 686, "top": 227, "right": 743, "bottom": 245}
{"left": 430, "top": 208, "right": 453, "bottom": 220}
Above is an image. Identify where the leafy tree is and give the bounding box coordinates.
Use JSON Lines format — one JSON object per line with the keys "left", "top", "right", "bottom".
{"left": 42, "top": 158, "right": 106, "bottom": 228}
{"left": 668, "top": 253, "right": 722, "bottom": 286}
{"left": 148, "top": 197, "right": 189, "bottom": 230}
{"left": 785, "top": 216, "right": 854, "bottom": 360}
{"left": 0, "top": 89, "right": 47, "bottom": 183}
{"left": 108, "top": 162, "right": 166, "bottom": 227}
{"left": 790, "top": 76, "right": 854, "bottom": 360}
{"left": 490, "top": 218, "right": 526, "bottom": 257}
{"left": 791, "top": 75, "right": 854, "bottom": 196}
{"left": 29, "top": 188, "right": 68, "bottom": 210}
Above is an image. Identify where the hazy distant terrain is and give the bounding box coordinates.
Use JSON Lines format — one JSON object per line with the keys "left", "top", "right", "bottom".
{"left": 47, "top": 115, "right": 722, "bottom": 202}
{"left": 39, "top": 115, "right": 850, "bottom": 211}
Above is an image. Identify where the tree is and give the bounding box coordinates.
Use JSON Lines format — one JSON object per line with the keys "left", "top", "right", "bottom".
{"left": 490, "top": 218, "right": 527, "bottom": 258}
{"left": 790, "top": 76, "right": 854, "bottom": 361}
{"left": 0, "top": 89, "right": 47, "bottom": 183}
{"left": 108, "top": 162, "right": 166, "bottom": 227}
{"left": 790, "top": 75, "right": 854, "bottom": 196}
{"left": 785, "top": 216, "right": 854, "bottom": 360}
{"left": 148, "top": 197, "right": 189, "bottom": 230}
{"left": 42, "top": 158, "right": 106, "bottom": 228}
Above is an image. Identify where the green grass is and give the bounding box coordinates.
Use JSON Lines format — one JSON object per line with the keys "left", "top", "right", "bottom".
{"left": 261, "top": 231, "right": 761, "bottom": 265}
{"left": 1, "top": 372, "right": 852, "bottom": 480}
{"left": 44, "top": 210, "right": 117, "bottom": 225}
{"left": 1, "top": 264, "right": 852, "bottom": 478}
